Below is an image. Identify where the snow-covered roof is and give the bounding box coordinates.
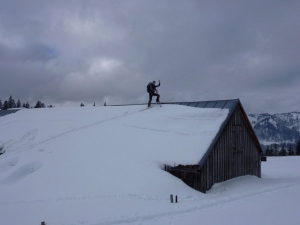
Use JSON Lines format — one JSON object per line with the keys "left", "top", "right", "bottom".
{"left": 0, "top": 104, "right": 230, "bottom": 200}
{"left": 168, "top": 99, "right": 263, "bottom": 163}
{"left": 109, "top": 99, "right": 241, "bottom": 163}
{"left": 0, "top": 104, "right": 229, "bottom": 165}
{"left": 1, "top": 99, "right": 260, "bottom": 166}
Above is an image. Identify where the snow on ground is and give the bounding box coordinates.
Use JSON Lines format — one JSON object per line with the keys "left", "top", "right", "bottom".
{"left": 0, "top": 105, "right": 300, "bottom": 225}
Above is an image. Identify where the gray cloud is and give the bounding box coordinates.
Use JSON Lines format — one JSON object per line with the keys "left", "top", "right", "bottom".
{"left": 0, "top": 0, "right": 299, "bottom": 113}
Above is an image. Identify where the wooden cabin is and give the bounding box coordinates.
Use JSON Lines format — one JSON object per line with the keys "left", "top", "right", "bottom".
{"left": 164, "top": 99, "right": 263, "bottom": 193}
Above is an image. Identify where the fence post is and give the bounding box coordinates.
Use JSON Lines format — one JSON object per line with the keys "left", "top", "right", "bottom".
{"left": 170, "top": 194, "right": 173, "bottom": 203}
{"left": 41, "top": 222, "right": 46, "bottom": 225}
{"left": 176, "top": 195, "right": 178, "bottom": 203}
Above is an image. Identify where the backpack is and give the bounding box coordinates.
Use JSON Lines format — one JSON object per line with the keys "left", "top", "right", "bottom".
{"left": 147, "top": 83, "right": 151, "bottom": 93}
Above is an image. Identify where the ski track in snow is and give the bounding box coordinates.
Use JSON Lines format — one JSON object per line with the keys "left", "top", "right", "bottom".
{"left": 124, "top": 124, "right": 216, "bottom": 136}
{"left": 5, "top": 129, "right": 38, "bottom": 150}
{"left": 1, "top": 179, "right": 299, "bottom": 224}
{"left": 6, "top": 107, "right": 145, "bottom": 153}
{"left": 93, "top": 180, "right": 300, "bottom": 225}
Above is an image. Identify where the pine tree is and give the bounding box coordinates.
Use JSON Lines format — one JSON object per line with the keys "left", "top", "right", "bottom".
{"left": 296, "top": 140, "right": 300, "bottom": 156}
{"left": 2, "top": 100, "right": 9, "bottom": 110}
{"left": 16, "top": 99, "right": 21, "bottom": 108}
{"left": 0, "top": 99, "right": 2, "bottom": 110}
{"left": 35, "top": 101, "right": 41, "bottom": 108}
{"left": 34, "top": 101, "right": 45, "bottom": 108}
{"left": 273, "top": 143, "right": 278, "bottom": 156}
{"left": 278, "top": 145, "right": 287, "bottom": 156}
{"left": 288, "top": 145, "right": 294, "bottom": 156}
{"left": 8, "top": 96, "right": 16, "bottom": 108}
{"left": 265, "top": 146, "right": 272, "bottom": 156}
{"left": 25, "top": 102, "right": 30, "bottom": 109}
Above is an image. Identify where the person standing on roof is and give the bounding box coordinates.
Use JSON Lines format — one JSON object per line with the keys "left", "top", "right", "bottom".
{"left": 147, "top": 80, "right": 160, "bottom": 107}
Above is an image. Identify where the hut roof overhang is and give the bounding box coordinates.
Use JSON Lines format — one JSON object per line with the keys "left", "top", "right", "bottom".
{"left": 167, "top": 99, "right": 263, "bottom": 166}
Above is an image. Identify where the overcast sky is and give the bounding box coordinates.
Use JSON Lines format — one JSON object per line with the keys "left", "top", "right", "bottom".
{"left": 0, "top": 0, "right": 299, "bottom": 113}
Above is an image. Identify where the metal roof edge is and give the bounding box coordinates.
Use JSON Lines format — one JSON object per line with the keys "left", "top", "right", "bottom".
{"left": 106, "top": 98, "right": 241, "bottom": 107}
{"left": 166, "top": 98, "right": 240, "bottom": 105}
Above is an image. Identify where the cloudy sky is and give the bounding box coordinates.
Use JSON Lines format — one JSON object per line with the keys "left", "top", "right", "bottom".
{"left": 0, "top": 0, "right": 299, "bottom": 113}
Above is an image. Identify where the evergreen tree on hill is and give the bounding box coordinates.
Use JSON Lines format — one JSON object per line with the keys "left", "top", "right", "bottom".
{"left": 0, "top": 100, "right": 2, "bottom": 110}
{"left": 288, "top": 145, "right": 294, "bottom": 156}
{"left": 273, "top": 143, "right": 278, "bottom": 156}
{"left": 35, "top": 101, "right": 41, "bottom": 108}
{"left": 25, "top": 102, "right": 30, "bottom": 109}
{"left": 265, "top": 145, "right": 273, "bottom": 156}
{"left": 34, "top": 100, "right": 45, "bottom": 108}
{"left": 296, "top": 140, "right": 300, "bottom": 156}
{"left": 2, "top": 100, "right": 8, "bottom": 110}
{"left": 16, "top": 99, "right": 21, "bottom": 108}
{"left": 278, "top": 145, "right": 287, "bottom": 156}
{"left": 8, "top": 96, "right": 16, "bottom": 108}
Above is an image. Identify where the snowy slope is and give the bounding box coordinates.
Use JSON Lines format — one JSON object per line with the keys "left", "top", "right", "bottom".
{"left": 0, "top": 105, "right": 300, "bottom": 225}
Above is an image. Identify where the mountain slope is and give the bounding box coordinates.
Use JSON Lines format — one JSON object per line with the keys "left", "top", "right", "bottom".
{"left": 248, "top": 112, "right": 300, "bottom": 146}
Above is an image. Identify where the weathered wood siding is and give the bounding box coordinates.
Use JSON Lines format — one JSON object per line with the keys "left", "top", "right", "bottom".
{"left": 169, "top": 103, "right": 261, "bottom": 193}
{"left": 168, "top": 165, "right": 202, "bottom": 191}
{"left": 200, "top": 104, "right": 261, "bottom": 192}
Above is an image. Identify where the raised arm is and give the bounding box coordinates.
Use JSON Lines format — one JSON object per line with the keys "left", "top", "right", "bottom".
{"left": 155, "top": 80, "right": 161, "bottom": 88}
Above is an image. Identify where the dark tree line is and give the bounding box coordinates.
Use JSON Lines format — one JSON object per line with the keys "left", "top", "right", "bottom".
{"left": 0, "top": 96, "right": 51, "bottom": 110}
{"left": 265, "top": 140, "right": 300, "bottom": 156}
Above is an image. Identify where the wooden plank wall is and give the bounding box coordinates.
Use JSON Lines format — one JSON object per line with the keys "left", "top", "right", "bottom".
{"left": 200, "top": 105, "right": 261, "bottom": 192}
{"left": 169, "top": 167, "right": 202, "bottom": 191}
{"left": 168, "top": 104, "right": 262, "bottom": 193}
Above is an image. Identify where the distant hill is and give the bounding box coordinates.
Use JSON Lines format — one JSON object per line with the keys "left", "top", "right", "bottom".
{"left": 247, "top": 112, "right": 300, "bottom": 149}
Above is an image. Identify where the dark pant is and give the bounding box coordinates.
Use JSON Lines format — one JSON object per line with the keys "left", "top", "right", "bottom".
{"left": 148, "top": 92, "right": 160, "bottom": 106}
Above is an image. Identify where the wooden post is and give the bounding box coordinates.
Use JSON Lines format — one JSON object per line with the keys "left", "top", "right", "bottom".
{"left": 175, "top": 195, "right": 178, "bottom": 203}
{"left": 170, "top": 194, "right": 173, "bottom": 203}
{"left": 41, "top": 222, "right": 46, "bottom": 225}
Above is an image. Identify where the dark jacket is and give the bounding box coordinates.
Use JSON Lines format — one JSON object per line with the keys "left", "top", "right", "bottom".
{"left": 148, "top": 82, "right": 160, "bottom": 93}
